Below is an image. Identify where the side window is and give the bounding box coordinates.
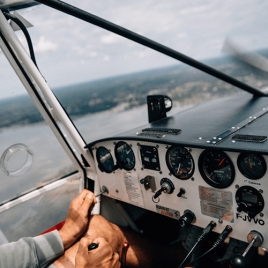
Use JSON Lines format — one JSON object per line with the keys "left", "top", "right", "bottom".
{"left": 0, "top": 52, "right": 79, "bottom": 240}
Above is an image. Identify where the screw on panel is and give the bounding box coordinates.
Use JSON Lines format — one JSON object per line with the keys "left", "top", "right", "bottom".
{"left": 191, "top": 177, "right": 195, "bottom": 181}
{"left": 113, "top": 142, "right": 117, "bottom": 145}
{"left": 165, "top": 145, "right": 169, "bottom": 149}
{"left": 188, "top": 148, "right": 192, "bottom": 152}
{"left": 141, "top": 167, "right": 144, "bottom": 170}
{"left": 169, "top": 172, "right": 172, "bottom": 176}
{"left": 159, "top": 171, "right": 162, "bottom": 174}
{"left": 259, "top": 189, "right": 263, "bottom": 194}
{"left": 260, "top": 213, "right": 264, "bottom": 217}
{"left": 156, "top": 145, "right": 159, "bottom": 149}
{"left": 115, "top": 189, "right": 119, "bottom": 193}
{"left": 129, "top": 144, "right": 132, "bottom": 147}
{"left": 218, "top": 219, "right": 223, "bottom": 224}
{"left": 235, "top": 185, "right": 239, "bottom": 189}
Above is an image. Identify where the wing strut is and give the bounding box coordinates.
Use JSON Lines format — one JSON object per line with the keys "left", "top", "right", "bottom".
{"left": 36, "top": 0, "right": 266, "bottom": 97}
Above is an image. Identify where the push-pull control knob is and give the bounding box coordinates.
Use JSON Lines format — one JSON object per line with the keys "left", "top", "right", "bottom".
{"left": 229, "top": 230, "right": 263, "bottom": 268}
{"left": 179, "top": 210, "right": 196, "bottom": 228}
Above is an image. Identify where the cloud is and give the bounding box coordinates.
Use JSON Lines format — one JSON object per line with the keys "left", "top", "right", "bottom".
{"left": 34, "top": 36, "right": 58, "bottom": 52}
{"left": 100, "top": 34, "right": 121, "bottom": 44}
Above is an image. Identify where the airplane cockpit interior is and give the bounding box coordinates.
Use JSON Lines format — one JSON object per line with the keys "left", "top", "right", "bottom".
{"left": 1, "top": 0, "right": 268, "bottom": 267}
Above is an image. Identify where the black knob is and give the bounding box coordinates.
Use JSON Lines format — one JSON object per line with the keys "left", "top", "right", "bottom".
{"left": 229, "top": 255, "right": 247, "bottom": 268}
{"left": 88, "top": 243, "right": 98, "bottom": 251}
{"left": 237, "top": 203, "right": 246, "bottom": 213}
{"left": 179, "top": 210, "right": 196, "bottom": 228}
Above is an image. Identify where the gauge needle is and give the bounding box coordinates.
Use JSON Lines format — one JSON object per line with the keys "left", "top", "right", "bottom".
{"left": 218, "top": 158, "right": 226, "bottom": 167}
{"left": 177, "top": 163, "right": 181, "bottom": 173}
{"left": 248, "top": 158, "right": 253, "bottom": 168}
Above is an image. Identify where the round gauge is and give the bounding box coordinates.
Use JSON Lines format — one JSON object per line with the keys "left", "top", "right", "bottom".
{"left": 199, "top": 150, "right": 235, "bottom": 188}
{"left": 235, "top": 186, "right": 264, "bottom": 219}
{"left": 96, "top": 146, "right": 115, "bottom": 173}
{"left": 237, "top": 153, "right": 266, "bottom": 180}
{"left": 166, "top": 146, "right": 194, "bottom": 180}
{"left": 115, "top": 141, "right": 135, "bottom": 171}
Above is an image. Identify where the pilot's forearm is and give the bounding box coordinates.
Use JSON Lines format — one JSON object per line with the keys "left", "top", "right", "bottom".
{"left": 0, "top": 230, "right": 64, "bottom": 268}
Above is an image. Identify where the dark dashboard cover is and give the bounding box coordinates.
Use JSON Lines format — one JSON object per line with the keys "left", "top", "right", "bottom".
{"left": 86, "top": 95, "right": 268, "bottom": 154}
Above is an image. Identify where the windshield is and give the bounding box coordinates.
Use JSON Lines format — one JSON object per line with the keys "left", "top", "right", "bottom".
{"left": 2, "top": 1, "right": 268, "bottom": 143}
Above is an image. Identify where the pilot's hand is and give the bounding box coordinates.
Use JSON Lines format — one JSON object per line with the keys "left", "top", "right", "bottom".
{"left": 75, "top": 237, "right": 120, "bottom": 268}
{"left": 59, "top": 190, "right": 97, "bottom": 249}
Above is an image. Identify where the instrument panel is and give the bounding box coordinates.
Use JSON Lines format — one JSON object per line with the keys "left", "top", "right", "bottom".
{"left": 90, "top": 139, "right": 268, "bottom": 248}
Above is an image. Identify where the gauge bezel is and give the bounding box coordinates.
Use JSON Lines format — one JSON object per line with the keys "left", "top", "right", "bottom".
{"left": 114, "top": 141, "right": 135, "bottom": 171}
{"left": 166, "top": 145, "right": 194, "bottom": 180}
{"left": 198, "top": 149, "right": 235, "bottom": 188}
{"left": 96, "top": 146, "right": 115, "bottom": 173}
{"left": 237, "top": 152, "right": 266, "bottom": 180}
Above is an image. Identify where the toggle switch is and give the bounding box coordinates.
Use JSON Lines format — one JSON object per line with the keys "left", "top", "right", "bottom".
{"left": 177, "top": 188, "right": 186, "bottom": 197}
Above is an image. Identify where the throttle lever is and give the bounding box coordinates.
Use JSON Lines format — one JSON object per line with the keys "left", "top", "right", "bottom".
{"left": 229, "top": 230, "right": 263, "bottom": 268}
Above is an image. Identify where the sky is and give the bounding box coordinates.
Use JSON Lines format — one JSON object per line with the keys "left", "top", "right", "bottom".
{"left": 1, "top": 0, "right": 268, "bottom": 99}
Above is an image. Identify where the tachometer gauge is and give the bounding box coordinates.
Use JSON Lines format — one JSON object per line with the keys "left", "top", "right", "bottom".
{"left": 237, "top": 153, "right": 266, "bottom": 180}
{"left": 166, "top": 146, "right": 194, "bottom": 180}
{"left": 115, "top": 141, "right": 135, "bottom": 171}
{"left": 199, "top": 150, "right": 235, "bottom": 188}
{"left": 96, "top": 146, "right": 115, "bottom": 173}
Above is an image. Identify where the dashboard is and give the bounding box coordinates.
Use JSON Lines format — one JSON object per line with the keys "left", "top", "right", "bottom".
{"left": 89, "top": 139, "right": 268, "bottom": 248}
{"left": 86, "top": 95, "right": 268, "bottom": 249}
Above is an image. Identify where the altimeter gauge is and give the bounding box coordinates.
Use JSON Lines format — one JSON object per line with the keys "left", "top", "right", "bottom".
{"left": 115, "top": 141, "right": 135, "bottom": 171}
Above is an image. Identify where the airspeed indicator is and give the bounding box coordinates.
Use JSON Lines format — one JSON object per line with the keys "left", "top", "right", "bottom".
{"left": 166, "top": 146, "right": 194, "bottom": 180}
